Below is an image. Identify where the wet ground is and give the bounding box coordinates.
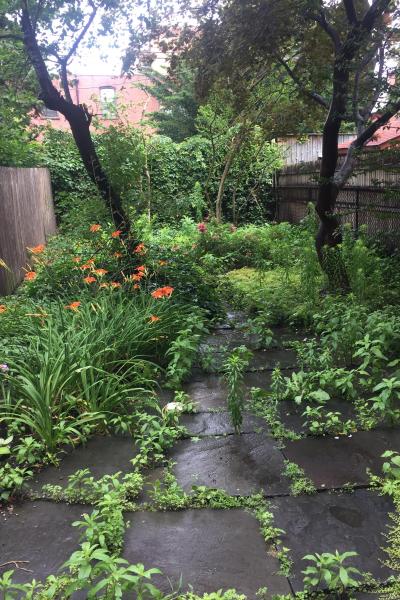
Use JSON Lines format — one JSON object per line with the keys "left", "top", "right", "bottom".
{"left": 1, "top": 314, "right": 397, "bottom": 598}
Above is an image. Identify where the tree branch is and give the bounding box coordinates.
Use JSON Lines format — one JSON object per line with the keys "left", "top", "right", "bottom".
{"left": 361, "top": 43, "right": 386, "bottom": 121}
{"left": 276, "top": 56, "right": 330, "bottom": 109}
{"left": 313, "top": 9, "right": 341, "bottom": 52}
{"left": 335, "top": 99, "right": 400, "bottom": 186}
{"left": 64, "top": 1, "right": 97, "bottom": 64}
{"left": 59, "top": 60, "right": 73, "bottom": 103}
{"left": 0, "top": 32, "right": 24, "bottom": 41}
{"left": 343, "top": 0, "right": 358, "bottom": 26}
{"left": 361, "top": 0, "right": 391, "bottom": 31}
{"left": 352, "top": 41, "right": 383, "bottom": 134}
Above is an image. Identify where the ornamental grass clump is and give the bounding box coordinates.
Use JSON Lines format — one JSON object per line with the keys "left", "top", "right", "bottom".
{"left": 0, "top": 293, "right": 198, "bottom": 453}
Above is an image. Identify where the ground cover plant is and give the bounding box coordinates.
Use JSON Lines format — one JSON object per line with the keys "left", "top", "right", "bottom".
{"left": 2, "top": 206, "right": 400, "bottom": 598}
{"left": 1, "top": 0, "right": 400, "bottom": 593}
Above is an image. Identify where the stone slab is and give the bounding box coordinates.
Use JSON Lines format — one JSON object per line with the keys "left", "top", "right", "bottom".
{"left": 198, "top": 346, "right": 298, "bottom": 373}
{"left": 123, "top": 509, "right": 291, "bottom": 598}
{"left": 243, "top": 369, "right": 296, "bottom": 392}
{"left": 183, "top": 375, "right": 227, "bottom": 411}
{"left": 247, "top": 348, "right": 298, "bottom": 371}
{"left": 283, "top": 428, "right": 400, "bottom": 489}
{"left": 201, "top": 329, "right": 260, "bottom": 351}
{"left": 28, "top": 435, "right": 138, "bottom": 495}
{"left": 0, "top": 500, "right": 87, "bottom": 585}
{"left": 168, "top": 433, "right": 290, "bottom": 496}
{"left": 181, "top": 411, "right": 269, "bottom": 436}
{"left": 279, "top": 398, "right": 357, "bottom": 435}
{"left": 183, "top": 371, "right": 299, "bottom": 413}
{"left": 271, "top": 489, "right": 394, "bottom": 592}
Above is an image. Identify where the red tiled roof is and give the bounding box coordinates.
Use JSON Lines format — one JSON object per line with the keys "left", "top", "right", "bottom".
{"left": 338, "top": 116, "right": 400, "bottom": 153}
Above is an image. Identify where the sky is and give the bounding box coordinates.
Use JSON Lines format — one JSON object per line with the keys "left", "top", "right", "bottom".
{"left": 70, "top": 34, "right": 129, "bottom": 76}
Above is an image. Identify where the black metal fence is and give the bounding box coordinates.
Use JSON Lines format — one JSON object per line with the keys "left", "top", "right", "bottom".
{"left": 276, "top": 185, "right": 400, "bottom": 238}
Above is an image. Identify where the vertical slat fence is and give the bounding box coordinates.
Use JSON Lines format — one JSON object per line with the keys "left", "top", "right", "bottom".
{"left": 0, "top": 167, "right": 56, "bottom": 295}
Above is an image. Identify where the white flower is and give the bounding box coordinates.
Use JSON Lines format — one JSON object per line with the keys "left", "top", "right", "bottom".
{"left": 164, "top": 402, "right": 184, "bottom": 413}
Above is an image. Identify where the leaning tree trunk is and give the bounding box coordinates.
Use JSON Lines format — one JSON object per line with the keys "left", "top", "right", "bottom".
{"left": 65, "top": 104, "right": 130, "bottom": 234}
{"left": 20, "top": 8, "right": 131, "bottom": 236}
{"left": 215, "top": 130, "right": 246, "bottom": 223}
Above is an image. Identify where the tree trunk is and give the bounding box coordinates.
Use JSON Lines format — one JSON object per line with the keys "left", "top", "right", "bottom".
{"left": 20, "top": 8, "right": 131, "bottom": 236}
{"left": 66, "top": 105, "right": 130, "bottom": 234}
{"left": 216, "top": 134, "right": 244, "bottom": 223}
{"left": 314, "top": 46, "right": 351, "bottom": 289}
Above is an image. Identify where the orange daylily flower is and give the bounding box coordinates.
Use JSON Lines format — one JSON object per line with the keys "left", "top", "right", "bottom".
{"left": 83, "top": 276, "right": 96, "bottom": 284}
{"left": 151, "top": 286, "right": 174, "bottom": 299}
{"left": 149, "top": 315, "right": 160, "bottom": 323}
{"left": 131, "top": 274, "right": 143, "bottom": 282}
{"left": 133, "top": 284, "right": 140, "bottom": 290}
{"left": 99, "top": 282, "right": 109, "bottom": 288}
{"left": 24, "top": 271, "right": 37, "bottom": 281}
{"left": 137, "top": 265, "right": 146, "bottom": 272}
{"left": 80, "top": 259, "right": 95, "bottom": 271}
{"left": 64, "top": 301, "right": 81, "bottom": 311}
{"left": 110, "top": 281, "right": 121, "bottom": 288}
{"left": 113, "top": 252, "right": 123, "bottom": 258}
{"left": 111, "top": 230, "right": 122, "bottom": 238}
{"left": 90, "top": 224, "right": 101, "bottom": 232}
{"left": 0, "top": 305, "right": 6, "bottom": 313}
{"left": 94, "top": 269, "right": 108, "bottom": 276}
{"left": 134, "top": 243, "right": 145, "bottom": 253}
{"left": 29, "top": 244, "right": 45, "bottom": 255}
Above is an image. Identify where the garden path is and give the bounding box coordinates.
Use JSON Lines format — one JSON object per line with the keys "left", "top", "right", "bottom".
{"left": 1, "top": 314, "right": 400, "bottom": 598}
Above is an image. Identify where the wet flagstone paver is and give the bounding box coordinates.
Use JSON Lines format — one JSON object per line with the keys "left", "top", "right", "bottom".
{"left": 27, "top": 435, "right": 137, "bottom": 495}
{"left": 123, "top": 509, "right": 292, "bottom": 598}
{"left": 201, "top": 328, "right": 261, "bottom": 350}
{"left": 183, "top": 375, "right": 227, "bottom": 411}
{"left": 283, "top": 428, "right": 400, "bottom": 489}
{"left": 183, "top": 370, "right": 296, "bottom": 413}
{"left": 3, "top": 317, "right": 400, "bottom": 599}
{"left": 278, "top": 398, "right": 357, "bottom": 435}
{"left": 247, "top": 347, "right": 298, "bottom": 371}
{"left": 168, "top": 434, "right": 290, "bottom": 496}
{"left": 199, "top": 325, "right": 300, "bottom": 372}
{"left": 270, "top": 489, "right": 394, "bottom": 592}
{"left": 244, "top": 369, "right": 296, "bottom": 391}
{"left": 199, "top": 344, "right": 298, "bottom": 373}
{"left": 181, "top": 411, "right": 269, "bottom": 436}
{"left": 0, "top": 501, "right": 87, "bottom": 584}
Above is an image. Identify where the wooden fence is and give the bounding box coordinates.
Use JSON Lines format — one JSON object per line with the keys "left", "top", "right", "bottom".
{"left": 275, "top": 161, "right": 400, "bottom": 239}
{"left": 0, "top": 167, "right": 56, "bottom": 295}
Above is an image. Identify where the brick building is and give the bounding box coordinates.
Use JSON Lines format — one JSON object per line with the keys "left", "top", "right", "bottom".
{"left": 33, "top": 73, "right": 160, "bottom": 130}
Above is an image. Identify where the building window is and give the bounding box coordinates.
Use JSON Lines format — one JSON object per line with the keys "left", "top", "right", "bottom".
{"left": 100, "top": 86, "right": 116, "bottom": 119}
{"left": 42, "top": 107, "right": 59, "bottom": 119}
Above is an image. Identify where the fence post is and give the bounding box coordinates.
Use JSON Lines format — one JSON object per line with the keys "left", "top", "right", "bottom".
{"left": 273, "top": 171, "right": 280, "bottom": 221}
{"left": 355, "top": 188, "right": 360, "bottom": 234}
